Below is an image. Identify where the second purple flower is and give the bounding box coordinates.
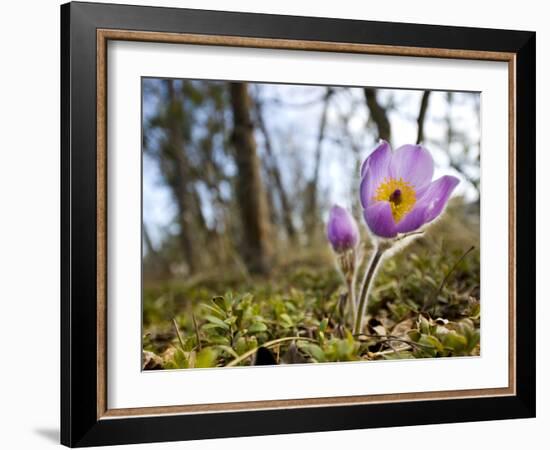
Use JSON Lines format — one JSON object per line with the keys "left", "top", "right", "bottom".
{"left": 327, "top": 205, "right": 359, "bottom": 253}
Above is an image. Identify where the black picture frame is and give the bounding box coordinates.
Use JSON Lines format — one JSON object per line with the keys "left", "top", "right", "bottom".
{"left": 61, "top": 1, "right": 536, "bottom": 447}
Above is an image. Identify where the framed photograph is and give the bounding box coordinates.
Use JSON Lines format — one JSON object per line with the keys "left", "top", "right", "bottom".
{"left": 61, "top": 1, "right": 535, "bottom": 447}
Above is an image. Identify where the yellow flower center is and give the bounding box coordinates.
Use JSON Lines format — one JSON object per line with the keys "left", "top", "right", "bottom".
{"left": 373, "top": 177, "right": 416, "bottom": 223}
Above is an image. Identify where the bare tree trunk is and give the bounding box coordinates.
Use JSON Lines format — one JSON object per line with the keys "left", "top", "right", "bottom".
{"left": 364, "top": 88, "right": 391, "bottom": 142}
{"left": 229, "top": 82, "right": 273, "bottom": 275}
{"left": 305, "top": 87, "right": 333, "bottom": 236}
{"left": 164, "top": 80, "right": 196, "bottom": 273}
{"left": 416, "top": 91, "right": 431, "bottom": 144}
{"left": 253, "top": 94, "right": 296, "bottom": 240}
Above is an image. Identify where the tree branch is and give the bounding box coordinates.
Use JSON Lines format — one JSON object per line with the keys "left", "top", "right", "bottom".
{"left": 305, "top": 87, "right": 334, "bottom": 234}
{"left": 364, "top": 88, "right": 391, "bottom": 142}
{"left": 416, "top": 91, "right": 431, "bottom": 144}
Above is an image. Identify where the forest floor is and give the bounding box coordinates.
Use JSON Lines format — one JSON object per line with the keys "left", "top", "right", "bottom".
{"left": 142, "top": 203, "right": 480, "bottom": 370}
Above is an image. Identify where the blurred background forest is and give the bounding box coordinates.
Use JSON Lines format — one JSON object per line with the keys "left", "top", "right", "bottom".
{"left": 142, "top": 79, "right": 481, "bottom": 370}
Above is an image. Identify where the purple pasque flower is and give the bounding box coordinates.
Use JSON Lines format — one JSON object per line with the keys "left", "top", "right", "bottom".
{"left": 327, "top": 205, "right": 359, "bottom": 252}
{"left": 360, "top": 141, "right": 459, "bottom": 239}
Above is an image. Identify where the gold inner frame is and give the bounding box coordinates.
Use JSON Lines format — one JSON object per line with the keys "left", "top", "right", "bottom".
{"left": 96, "top": 29, "right": 517, "bottom": 420}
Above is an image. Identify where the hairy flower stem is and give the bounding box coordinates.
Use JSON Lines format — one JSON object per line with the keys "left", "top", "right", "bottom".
{"left": 353, "top": 246, "right": 385, "bottom": 335}
{"left": 336, "top": 249, "right": 358, "bottom": 328}
{"left": 347, "top": 273, "right": 357, "bottom": 326}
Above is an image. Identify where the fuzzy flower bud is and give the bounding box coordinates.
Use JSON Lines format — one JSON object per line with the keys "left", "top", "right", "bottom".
{"left": 327, "top": 205, "right": 359, "bottom": 253}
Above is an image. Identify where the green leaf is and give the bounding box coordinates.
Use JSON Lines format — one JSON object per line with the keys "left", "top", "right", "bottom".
{"left": 212, "top": 296, "right": 228, "bottom": 313}
{"left": 280, "top": 313, "right": 294, "bottom": 327}
{"left": 407, "top": 330, "right": 421, "bottom": 342}
{"left": 424, "top": 275, "right": 438, "bottom": 288}
{"left": 216, "top": 345, "right": 239, "bottom": 358}
{"left": 434, "top": 325, "right": 450, "bottom": 340}
{"left": 418, "top": 334, "right": 444, "bottom": 356}
{"left": 418, "top": 315, "right": 431, "bottom": 335}
{"left": 248, "top": 322, "right": 268, "bottom": 333}
{"left": 174, "top": 348, "right": 189, "bottom": 369}
{"left": 468, "top": 303, "right": 481, "bottom": 320}
{"left": 204, "top": 335, "right": 231, "bottom": 346}
{"left": 201, "top": 302, "right": 225, "bottom": 317}
{"left": 195, "top": 348, "right": 219, "bottom": 368}
{"left": 458, "top": 318, "right": 475, "bottom": 336}
{"left": 442, "top": 330, "right": 468, "bottom": 353}
{"left": 300, "top": 343, "right": 326, "bottom": 362}
{"left": 224, "top": 316, "right": 237, "bottom": 326}
{"left": 169, "top": 348, "right": 189, "bottom": 369}
{"left": 204, "top": 315, "right": 230, "bottom": 330}
{"left": 201, "top": 323, "right": 224, "bottom": 332}
{"left": 465, "top": 329, "right": 480, "bottom": 353}
{"left": 235, "top": 337, "right": 248, "bottom": 355}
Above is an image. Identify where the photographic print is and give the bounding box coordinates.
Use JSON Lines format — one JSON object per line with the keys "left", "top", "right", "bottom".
{"left": 141, "top": 78, "right": 481, "bottom": 370}
{"left": 62, "top": 5, "right": 535, "bottom": 444}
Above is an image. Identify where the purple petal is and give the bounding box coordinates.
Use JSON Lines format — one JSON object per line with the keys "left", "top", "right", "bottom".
{"left": 389, "top": 144, "right": 434, "bottom": 189}
{"left": 395, "top": 175, "right": 459, "bottom": 233}
{"left": 395, "top": 205, "right": 430, "bottom": 234}
{"left": 363, "top": 202, "right": 397, "bottom": 238}
{"left": 359, "top": 141, "right": 392, "bottom": 209}
{"left": 327, "top": 205, "right": 359, "bottom": 252}
{"left": 420, "top": 175, "right": 460, "bottom": 223}
{"left": 360, "top": 140, "right": 391, "bottom": 178}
